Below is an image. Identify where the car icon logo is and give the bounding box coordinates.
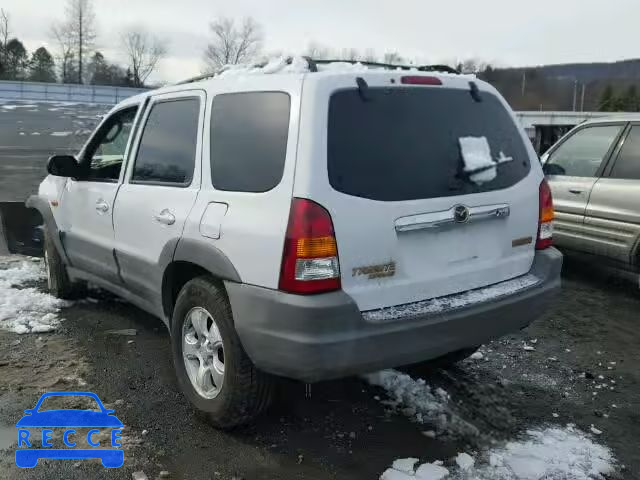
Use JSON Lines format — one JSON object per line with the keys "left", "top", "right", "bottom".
{"left": 15, "top": 391, "right": 124, "bottom": 468}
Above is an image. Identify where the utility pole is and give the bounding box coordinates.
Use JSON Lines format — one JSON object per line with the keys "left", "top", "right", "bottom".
{"left": 78, "top": 3, "right": 83, "bottom": 84}
{"left": 580, "top": 84, "right": 586, "bottom": 112}
{"left": 521, "top": 71, "right": 526, "bottom": 97}
{"left": 572, "top": 80, "right": 578, "bottom": 112}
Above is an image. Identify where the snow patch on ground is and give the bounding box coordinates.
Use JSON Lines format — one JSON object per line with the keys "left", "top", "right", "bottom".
{"left": 1, "top": 104, "right": 39, "bottom": 110}
{"left": 382, "top": 427, "right": 615, "bottom": 480}
{"left": 364, "top": 369, "right": 479, "bottom": 438}
{"left": 0, "top": 259, "right": 70, "bottom": 334}
{"left": 363, "top": 274, "right": 538, "bottom": 323}
{"left": 50, "top": 131, "right": 73, "bottom": 137}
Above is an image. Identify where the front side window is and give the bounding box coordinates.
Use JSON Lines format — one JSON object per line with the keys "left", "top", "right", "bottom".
{"left": 84, "top": 107, "right": 138, "bottom": 182}
{"left": 609, "top": 126, "right": 640, "bottom": 180}
{"left": 210, "top": 92, "right": 290, "bottom": 192}
{"left": 132, "top": 98, "right": 200, "bottom": 185}
{"left": 546, "top": 125, "right": 623, "bottom": 177}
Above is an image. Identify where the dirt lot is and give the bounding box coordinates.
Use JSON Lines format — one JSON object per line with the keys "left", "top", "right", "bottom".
{"left": 0, "top": 256, "right": 638, "bottom": 479}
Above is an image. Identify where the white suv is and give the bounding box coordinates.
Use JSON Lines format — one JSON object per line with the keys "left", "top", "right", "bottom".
{"left": 27, "top": 58, "right": 562, "bottom": 427}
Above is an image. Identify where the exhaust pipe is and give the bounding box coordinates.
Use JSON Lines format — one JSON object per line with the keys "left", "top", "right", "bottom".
{"left": 0, "top": 202, "right": 44, "bottom": 257}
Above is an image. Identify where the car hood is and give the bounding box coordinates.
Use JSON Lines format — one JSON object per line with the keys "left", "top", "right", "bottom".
{"left": 16, "top": 410, "right": 123, "bottom": 427}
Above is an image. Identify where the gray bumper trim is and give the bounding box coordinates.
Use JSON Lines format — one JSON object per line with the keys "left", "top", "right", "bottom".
{"left": 227, "top": 248, "right": 562, "bottom": 382}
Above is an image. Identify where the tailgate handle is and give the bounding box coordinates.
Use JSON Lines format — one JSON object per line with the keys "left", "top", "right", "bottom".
{"left": 395, "top": 204, "right": 510, "bottom": 232}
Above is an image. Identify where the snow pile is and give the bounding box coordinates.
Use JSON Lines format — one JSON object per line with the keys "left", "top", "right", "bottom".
{"left": 216, "top": 56, "right": 465, "bottom": 78}
{"left": 382, "top": 427, "right": 614, "bottom": 480}
{"left": 381, "top": 459, "right": 449, "bottom": 480}
{"left": 217, "top": 56, "right": 310, "bottom": 77}
{"left": 0, "top": 259, "right": 69, "bottom": 334}
{"left": 363, "top": 274, "right": 538, "bottom": 323}
{"left": 459, "top": 137, "right": 515, "bottom": 185}
{"left": 364, "top": 369, "right": 479, "bottom": 438}
{"left": 470, "top": 426, "right": 615, "bottom": 480}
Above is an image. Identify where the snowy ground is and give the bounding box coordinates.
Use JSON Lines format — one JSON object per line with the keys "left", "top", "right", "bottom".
{"left": 0, "top": 257, "right": 70, "bottom": 334}
{"left": 0, "top": 256, "right": 637, "bottom": 479}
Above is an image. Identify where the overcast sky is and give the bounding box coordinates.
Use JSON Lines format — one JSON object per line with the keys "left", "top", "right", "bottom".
{"left": 5, "top": 0, "right": 640, "bottom": 83}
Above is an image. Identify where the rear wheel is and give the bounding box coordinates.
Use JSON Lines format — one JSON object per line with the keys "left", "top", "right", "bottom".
{"left": 171, "top": 276, "right": 275, "bottom": 429}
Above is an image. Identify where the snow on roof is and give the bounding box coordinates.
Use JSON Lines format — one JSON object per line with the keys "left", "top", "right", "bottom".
{"left": 214, "top": 56, "right": 468, "bottom": 79}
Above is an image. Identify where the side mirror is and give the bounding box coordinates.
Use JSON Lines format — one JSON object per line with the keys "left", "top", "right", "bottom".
{"left": 542, "top": 163, "right": 565, "bottom": 176}
{"left": 47, "top": 155, "right": 80, "bottom": 178}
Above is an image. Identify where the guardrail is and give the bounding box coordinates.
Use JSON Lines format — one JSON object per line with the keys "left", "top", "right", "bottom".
{"left": 0, "top": 80, "right": 148, "bottom": 105}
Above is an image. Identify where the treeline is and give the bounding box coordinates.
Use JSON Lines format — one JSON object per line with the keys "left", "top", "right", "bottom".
{"left": 0, "top": 1, "right": 166, "bottom": 87}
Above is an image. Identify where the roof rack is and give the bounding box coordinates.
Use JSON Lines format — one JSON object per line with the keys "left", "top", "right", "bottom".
{"left": 307, "top": 59, "right": 460, "bottom": 74}
{"left": 174, "top": 57, "right": 459, "bottom": 85}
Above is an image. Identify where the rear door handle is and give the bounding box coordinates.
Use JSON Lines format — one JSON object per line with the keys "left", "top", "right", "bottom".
{"left": 568, "top": 189, "right": 583, "bottom": 195}
{"left": 154, "top": 209, "right": 176, "bottom": 226}
{"left": 95, "top": 200, "right": 110, "bottom": 214}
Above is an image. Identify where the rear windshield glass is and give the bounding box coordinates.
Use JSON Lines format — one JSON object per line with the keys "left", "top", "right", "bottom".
{"left": 327, "top": 87, "right": 530, "bottom": 201}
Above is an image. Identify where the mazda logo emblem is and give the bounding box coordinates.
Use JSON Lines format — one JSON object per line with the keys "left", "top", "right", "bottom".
{"left": 453, "top": 205, "right": 470, "bottom": 223}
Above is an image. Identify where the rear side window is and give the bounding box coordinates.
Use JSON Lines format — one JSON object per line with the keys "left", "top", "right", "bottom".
{"left": 610, "top": 126, "right": 640, "bottom": 180}
{"left": 328, "top": 88, "right": 530, "bottom": 201}
{"left": 211, "top": 92, "right": 290, "bottom": 192}
{"left": 132, "top": 98, "right": 200, "bottom": 185}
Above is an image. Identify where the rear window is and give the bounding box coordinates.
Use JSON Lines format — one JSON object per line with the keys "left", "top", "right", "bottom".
{"left": 327, "top": 87, "right": 530, "bottom": 201}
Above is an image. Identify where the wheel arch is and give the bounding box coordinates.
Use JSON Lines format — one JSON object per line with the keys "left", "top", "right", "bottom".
{"left": 161, "top": 238, "right": 241, "bottom": 321}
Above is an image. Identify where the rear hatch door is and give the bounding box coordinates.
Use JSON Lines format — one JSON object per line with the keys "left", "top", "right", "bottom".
{"left": 297, "top": 73, "right": 541, "bottom": 312}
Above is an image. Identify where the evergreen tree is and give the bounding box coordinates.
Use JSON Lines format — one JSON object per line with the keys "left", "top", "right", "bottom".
{"left": 28, "top": 46, "right": 56, "bottom": 82}
{"left": 2, "top": 38, "right": 27, "bottom": 79}
{"left": 598, "top": 85, "right": 614, "bottom": 112}
{"left": 622, "top": 85, "right": 639, "bottom": 112}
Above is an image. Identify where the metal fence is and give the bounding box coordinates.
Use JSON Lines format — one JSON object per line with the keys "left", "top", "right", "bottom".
{"left": 0, "top": 80, "right": 148, "bottom": 105}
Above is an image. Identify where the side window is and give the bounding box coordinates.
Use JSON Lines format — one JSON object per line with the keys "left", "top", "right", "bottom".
{"left": 84, "top": 107, "right": 138, "bottom": 181}
{"left": 609, "top": 127, "right": 640, "bottom": 180}
{"left": 132, "top": 98, "right": 200, "bottom": 185}
{"left": 546, "top": 125, "right": 622, "bottom": 177}
{"left": 211, "top": 92, "right": 290, "bottom": 192}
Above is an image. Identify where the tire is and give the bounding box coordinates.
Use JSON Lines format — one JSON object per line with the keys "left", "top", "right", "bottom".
{"left": 399, "top": 347, "right": 479, "bottom": 377}
{"left": 43, "top": 228, "right": 76, "bottom": 299}
{"left": 171, "top": 276, "right": 275, "bottom": 429}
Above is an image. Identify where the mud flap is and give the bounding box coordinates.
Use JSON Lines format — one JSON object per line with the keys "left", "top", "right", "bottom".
{"left": 0, "top": 202, "right": 44, "bottom": 257}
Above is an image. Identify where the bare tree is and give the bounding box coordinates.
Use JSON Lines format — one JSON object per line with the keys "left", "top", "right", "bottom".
{"left": 0, "top": 8, "right": 10, "bottom": 63}
{"left": 63, "top": 0, "right": 96, "bottom": 83}
{"left": 204, "top": 17, "right": 263, "bottom": 72}
{"left": 51, "top": 23, "right": 76, "bottom": 83}
{"left": 305, "top": 42, "right": 332, "bottom": 60}
{"left": 121, "top": 28, "right": 167, "bottom": 87}
{"left": 383, "top": 52, "right": 404, "bottom": 65}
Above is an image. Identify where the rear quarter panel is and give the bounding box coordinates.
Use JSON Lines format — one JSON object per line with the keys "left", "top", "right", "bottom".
{"left": 183, "top": 75, "right": 304, "bottom": 288}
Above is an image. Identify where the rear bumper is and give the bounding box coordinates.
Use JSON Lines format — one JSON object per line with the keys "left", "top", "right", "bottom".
{"left": 227, "top": 248, "right": 562, "bottom": 382}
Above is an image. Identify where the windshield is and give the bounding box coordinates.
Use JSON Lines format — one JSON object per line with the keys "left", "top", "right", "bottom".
{"left": 328, "top": 87, "right": 530, "bottom": 201}
{"left": 37, "top": 395, "right": 101, "bottom": 412}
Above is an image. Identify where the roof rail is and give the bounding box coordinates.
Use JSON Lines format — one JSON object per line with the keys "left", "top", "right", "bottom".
{"left": 310, "top": 59, "right": 459, "bottom": 74}
{"left": 174, "top": 58, "right": 459, "bottom": 85}
{"left": 175, "top": 73, "right": 217, "bottom": 85}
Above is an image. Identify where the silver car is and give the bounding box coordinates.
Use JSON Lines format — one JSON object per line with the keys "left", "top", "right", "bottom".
{"left": 542, "top": 116, "right": 640, "bottom": 278}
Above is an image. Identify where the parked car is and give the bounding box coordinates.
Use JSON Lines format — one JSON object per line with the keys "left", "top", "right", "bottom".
{"left": 542, "top": 116, "right": 640, "bottom": 279}
{"left": 26, "top": 58, "right": 562, "bottom": 428}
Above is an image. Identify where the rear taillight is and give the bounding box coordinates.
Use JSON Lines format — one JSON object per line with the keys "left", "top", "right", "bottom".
{"left": 401, "top": 76, "right": 442, "bottom": 86}
{"left": 279, "top": 198, "right": 341, "bottom": 294}
{"left": 537, "top": 179, "right": 554, "bottom": 250}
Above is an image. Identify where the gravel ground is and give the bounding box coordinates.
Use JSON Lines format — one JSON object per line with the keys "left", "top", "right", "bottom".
{"left": 0, "top": 256, "right": 637, "bottom": 479}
